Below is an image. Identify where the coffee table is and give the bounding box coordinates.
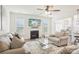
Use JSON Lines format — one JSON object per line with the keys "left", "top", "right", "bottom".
{"left": 36, "top": 38, "right": 55, "bottom": 53}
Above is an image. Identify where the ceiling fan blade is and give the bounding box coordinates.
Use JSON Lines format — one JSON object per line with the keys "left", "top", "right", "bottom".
{"left": 49, "top": 9, "right": 60, "bottom": 12}
{"left": 37, "top": 8, "right": 44, "bottom": 10}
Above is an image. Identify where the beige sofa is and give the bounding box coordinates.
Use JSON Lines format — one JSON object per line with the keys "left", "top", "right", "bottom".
{"left": 48, "top": 45, "right": 79, "bottom": 54}
{"left": 0, "top": 33, "right": 30, "bottom": 54}
{"left": 48, "top": 32, "right": 69, "bottom": 46}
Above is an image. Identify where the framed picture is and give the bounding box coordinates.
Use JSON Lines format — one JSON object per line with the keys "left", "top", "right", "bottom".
{"left": 28, "top": 18, "right": 41, "bottom": 28}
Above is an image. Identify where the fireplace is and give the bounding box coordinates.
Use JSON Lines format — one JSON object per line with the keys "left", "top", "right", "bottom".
{"left": 30, "top": 30, "right": 39, "bottom": 39}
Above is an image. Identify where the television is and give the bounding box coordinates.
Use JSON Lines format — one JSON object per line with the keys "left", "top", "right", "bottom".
{"left": 28, "top": 19, "right": 41, "bottom": 28}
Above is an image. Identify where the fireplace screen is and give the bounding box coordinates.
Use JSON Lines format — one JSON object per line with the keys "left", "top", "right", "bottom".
{"left": 30, "top": 30, "right": 39, "bottom": 39}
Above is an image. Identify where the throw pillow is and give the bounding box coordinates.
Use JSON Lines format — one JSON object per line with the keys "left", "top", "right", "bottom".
{"left": 12, "top": 33, "right": 25, "bottom": 42}
{"left": 10, "top": 37, "right": 24, "bottom": 49}
{"left": 0, "top": 36, "right": 11, "bottom": 47}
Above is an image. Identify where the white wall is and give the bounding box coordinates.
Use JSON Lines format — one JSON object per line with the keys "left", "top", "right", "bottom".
{"left": 0, "top": 6, "right": 10, "bottom": 34}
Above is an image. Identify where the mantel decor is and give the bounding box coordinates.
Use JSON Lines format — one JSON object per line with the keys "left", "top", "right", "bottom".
{"left": 28, "top": 18, "right": 41, "bottom": 28}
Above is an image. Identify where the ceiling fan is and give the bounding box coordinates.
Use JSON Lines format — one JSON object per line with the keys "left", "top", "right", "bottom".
{"left": 37, "top": 5, "right": 60, "bottom": 15}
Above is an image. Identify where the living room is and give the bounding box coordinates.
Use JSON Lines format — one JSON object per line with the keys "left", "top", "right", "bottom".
{"left": 1, "top": 5, "right": 79, "bottom": 54}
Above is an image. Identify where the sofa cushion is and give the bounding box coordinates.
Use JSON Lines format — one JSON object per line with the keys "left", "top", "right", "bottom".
{"left": 0, "top": 41, "right": 9, "bottom": 53}
{"left": 4, "top": 33, "right": 14, "bottom": 39}
{"left": 1, "top": 48, "right": 26, "bottom": 54}
{"left": 11, "top": 37, "right": 24, "bottom": 49}
{"left": 62, "top": 45, "right": 79, "bottom": 54}
{"left": 55, "top": 32, "right": 65, "bottom": 37}
{"left": 59, "top": 36, "right": 68, "bottom": 40}
{"left": 48, "top": 37, "right": 60, "bottom": 42}
{"left": 55, "top": 32, "right": 68, "bottom": 38}
{"left": 0, "top": 36, "right": 11, "bottom": 47}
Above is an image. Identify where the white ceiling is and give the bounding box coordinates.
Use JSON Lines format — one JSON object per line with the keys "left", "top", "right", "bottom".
{"left": 5, "top": 5, "right": 79, "bottom": 20}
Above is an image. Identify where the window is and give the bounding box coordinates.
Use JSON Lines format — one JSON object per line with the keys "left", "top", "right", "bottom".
{"left": 74, "top": 15, "right": 79, "bottom": 32}
{"left": 63, "top": 18, "right": 72, "bottom": 30}
{"left": 16, "top": 17, "right": 25, "bottom": 34}
{"left": 55, "top": 19, "right": 64, "bottom": 32}
{"left": 42, "top": 19, "right": 48, "bottom": 33}
{"left": 55, "top": 17, "right": 72, "bottom": 32}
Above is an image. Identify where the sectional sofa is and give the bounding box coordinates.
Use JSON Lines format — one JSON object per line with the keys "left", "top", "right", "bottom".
{"left": 0, "top": 33, "right": 79, "bottom": 54}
